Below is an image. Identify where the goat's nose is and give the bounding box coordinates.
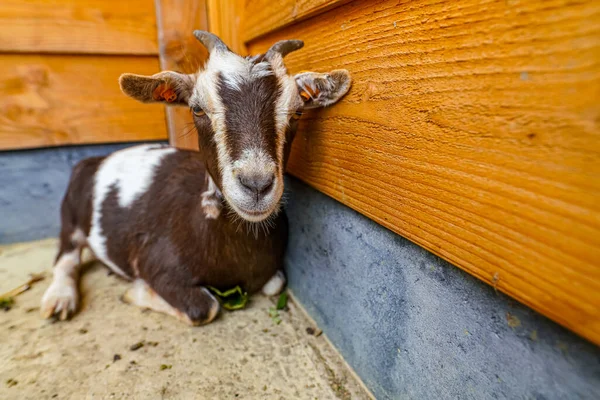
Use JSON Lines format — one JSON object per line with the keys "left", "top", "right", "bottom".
{"left": 238, "top": 173, "right": 275, "bottom": 195}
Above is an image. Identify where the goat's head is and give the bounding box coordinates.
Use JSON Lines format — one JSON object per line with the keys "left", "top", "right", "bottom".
{"left": 119, "top": 31, "right": 351, "bottom": 222}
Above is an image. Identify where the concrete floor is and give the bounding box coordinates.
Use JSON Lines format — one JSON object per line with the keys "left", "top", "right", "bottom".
{"left": 0, "top": 239, "right": 372, "bottom": 400}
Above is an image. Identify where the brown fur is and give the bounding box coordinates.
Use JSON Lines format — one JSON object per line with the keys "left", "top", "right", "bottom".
{"left": 220, "top": 71, "right": 280, "bottom": 164}
{"left": 119, "top": 72, "right": 195, "bottom": 105}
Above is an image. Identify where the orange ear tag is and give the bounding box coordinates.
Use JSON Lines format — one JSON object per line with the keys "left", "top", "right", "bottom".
{"left": 300, "top": 91, "right": 311, "bottom": 101}
{"left": 304, "top": 84, "right": 319, "bottom": 98}
{"left": 152, "top": 84, "right": 166, "bottom": 101}
{"left": 300, "top": 84, "right": 320, "bottom": 102}
{"left": 162, "top": 88, "right": 177, "bottom": 103}
{"left": 152, "top": 84, "right": 177, "bottom": 103}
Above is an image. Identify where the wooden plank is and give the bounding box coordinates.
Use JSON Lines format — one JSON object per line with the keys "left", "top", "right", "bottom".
{"left": 0, "top": 0, "right": 158, "bottom": 55}
{"left": 155, "top": 0, "right": 210, "bottom": 150}
{"left": 0, "top": 55, "right": 167, "bottom": 150}
{"left": 207, "top": 0, "right": 246, "bottom": 54}
{"left": 247, "top": 0, "right": 600, "bottom": 344}
{"left": 243, "top": 0, "right": 350, "bottom": 43}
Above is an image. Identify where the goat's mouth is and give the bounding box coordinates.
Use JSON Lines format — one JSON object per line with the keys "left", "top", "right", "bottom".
{"left": 224, "top": 189, "right": 283, "bottom": 223}
{"left": 234, "top": 206, "right": 275, "bottom": 222}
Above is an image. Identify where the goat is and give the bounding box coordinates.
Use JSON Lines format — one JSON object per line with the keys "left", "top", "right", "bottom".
{"left": 40, "top": 31, "right": 351, "bottom": 325}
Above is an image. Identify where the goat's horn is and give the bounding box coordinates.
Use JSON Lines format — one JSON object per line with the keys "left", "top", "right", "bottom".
{"left": 193, "top": 30, "right": 229, "bottom": 53}
{"left": 266, "top": 40, "right": 304, "bottom": 59}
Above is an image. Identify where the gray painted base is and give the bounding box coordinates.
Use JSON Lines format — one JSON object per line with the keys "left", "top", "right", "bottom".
{"left": 0, "top": 143, "right": 139, "bottom": 244}
{"left": 284, "top": 177, "right": 600, "bottom": 400}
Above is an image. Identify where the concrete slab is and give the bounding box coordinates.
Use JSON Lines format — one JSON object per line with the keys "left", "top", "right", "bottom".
{"left": 0, "top": 239, "right": 372, "bottom": 400}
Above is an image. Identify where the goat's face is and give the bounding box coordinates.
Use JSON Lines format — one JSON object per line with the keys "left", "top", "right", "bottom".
{"left": 119, "top": 31, "right": 351, "bottom": 222}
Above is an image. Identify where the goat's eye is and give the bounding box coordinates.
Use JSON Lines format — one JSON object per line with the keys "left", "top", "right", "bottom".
{"left": 191, "top": 106, "right": 205, "bottom": 117}
{"left": 292, "top": 110, "right": 303, "bottom": 120}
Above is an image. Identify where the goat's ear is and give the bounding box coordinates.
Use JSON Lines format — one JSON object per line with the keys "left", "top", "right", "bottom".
{"left": 294, "top": 69, "right": 351, "bottom": 109}
{"left": 119, "top": 71, "right": 194, "bottom": 106}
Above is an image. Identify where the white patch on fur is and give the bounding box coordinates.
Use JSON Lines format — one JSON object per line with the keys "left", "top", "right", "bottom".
{"left": 208, "top": 50, "right": 249, "bottom": 91}
{"left": 265, "top": 53, "right": 302, "bottom": 187}
{"left": 232, "top": 147, "right": 275, "bottom": 173}
{"left": 201, "top": 174, "right": 223, "bottom": 219}
{"left": 271, "top": 72, "right": 302, "bottom": 218}
{"left": 40, "top": 250, "right": 80, "bottom": 320}
{"left": 251, "top": 61, "right": 274, "bottom": 79}
{"left": 200, "top": 50, "right": 274, "bottom": 92}
{"left": 274, "top": 74, "right": 302, "bottom": 164}
{"left": 101, "top": 144, "right": 176, "bottom": 208}
{"left": 262, "top": 270, "right": 286, "bottom": 296}
{"left": 123, "top": 279, "right": 181, "bottom": 317}
{"left": 87, "top": 144, "right": 176, "bottom": 278}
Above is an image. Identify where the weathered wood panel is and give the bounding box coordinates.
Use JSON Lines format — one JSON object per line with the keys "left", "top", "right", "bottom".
{"left": 247, "top": 0, "right": 600, "bottom": 344}
{"left": 156, "top": 0, "right": 209, "bottom": 150}
{"left": 0, "top": 55, "right": 167, "bottom": 150}
{"left": 208, "top": 0, "right": 246, "bottom": 54}
{"left": 0, "top": 0, "right": 158, "bottom": 55}
{"left": 243, "top": 0, "right": 350, "bottom": 42}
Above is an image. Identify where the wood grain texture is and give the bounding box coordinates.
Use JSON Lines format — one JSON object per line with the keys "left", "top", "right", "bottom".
{"left": 243, "top": 0, "right": 350, "bottom": 42}
{"left": 155, "top": 0, "right": 210, "bottom": 150}
{"left": 247, "top": 0, "right": 600, "bottom": 344}
{"left": 0, "top": 0, "right": 158, "bottom": 55}
{"left": 0, "top": 55, "right": 167, "bottom": 150}
{"left": 208, "top": 0, "right": 246, "bottom": 54}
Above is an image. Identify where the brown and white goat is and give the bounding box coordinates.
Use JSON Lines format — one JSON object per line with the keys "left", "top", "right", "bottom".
{"left": 40, "top": 31, "right": 351, "bottom": 325}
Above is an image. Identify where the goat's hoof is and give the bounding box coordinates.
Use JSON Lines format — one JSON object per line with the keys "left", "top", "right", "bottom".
{"left": 40, "top": 278, "right": 79, "bottom": 321}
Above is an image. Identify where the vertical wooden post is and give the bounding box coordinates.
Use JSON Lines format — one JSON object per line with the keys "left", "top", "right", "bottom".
{"left": 206, "top": 0, "right": 247, "bottom": 55}
{"left": 154, "top": 0, "right": 210, "bottom": 150}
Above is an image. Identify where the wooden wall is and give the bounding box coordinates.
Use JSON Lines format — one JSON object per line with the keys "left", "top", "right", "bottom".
{"left": 0, "top": 0, "right": 168, "bottom": 150}
{"left": 243, "top": 0, "right": 600, "bottom": 345}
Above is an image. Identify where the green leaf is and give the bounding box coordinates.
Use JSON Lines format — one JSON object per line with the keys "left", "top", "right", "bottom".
{"left": 268, "top": 307, "right": 282, "bottom": 325}
{"left": 0, "top": 297, "right": 14, "bottom": 309}
{"left": 206, "top": 285, "right": 248, "bottom": 311}
{"left": 276, "top": 292, "right": 288, "bottom": 310}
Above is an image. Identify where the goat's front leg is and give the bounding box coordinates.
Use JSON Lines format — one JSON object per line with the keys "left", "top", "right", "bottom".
{"left": 122, "top": 279, "right": 199, "bottom": 325}
{"left": 41, "top": 229, "right": 87, "bottom": 320}
{"left": 123, "top": 275, "right": 220, "bottom": 326}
